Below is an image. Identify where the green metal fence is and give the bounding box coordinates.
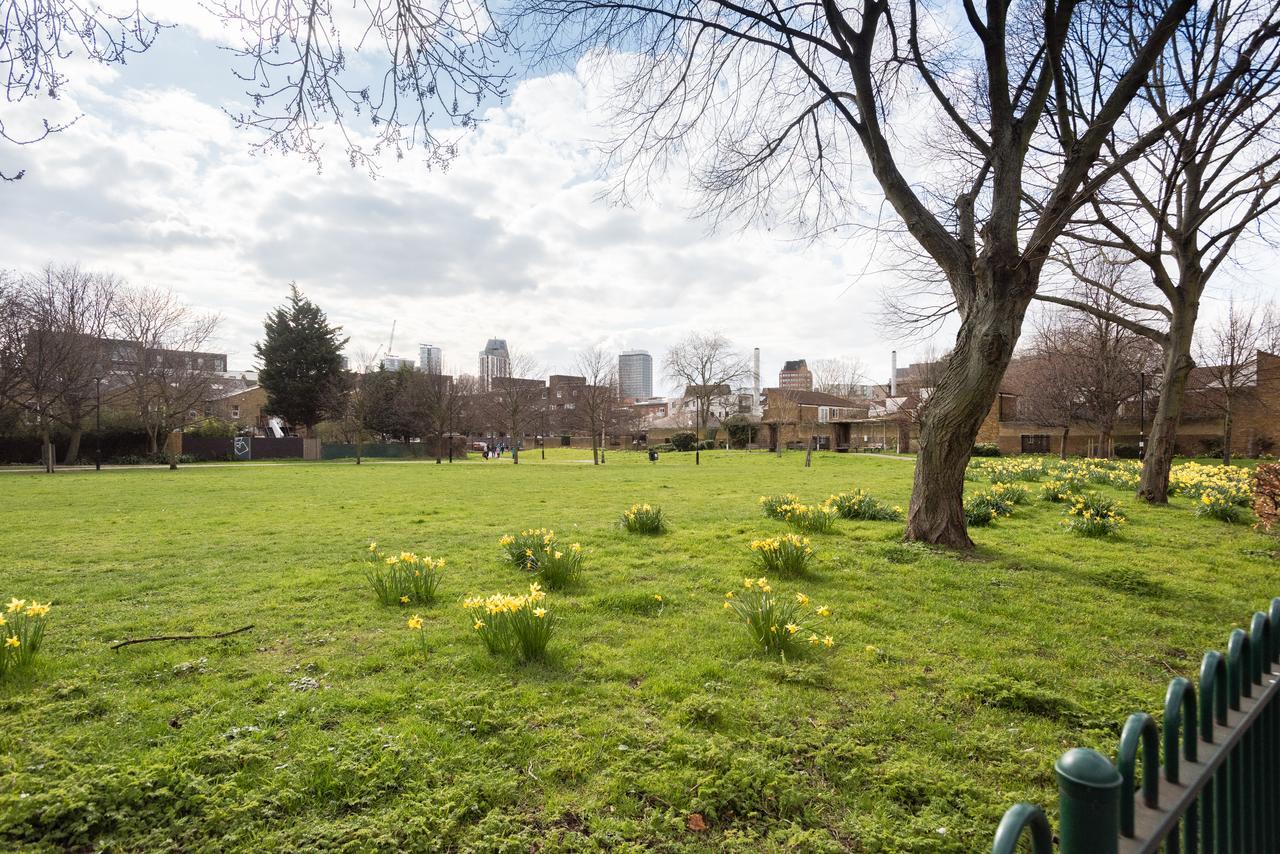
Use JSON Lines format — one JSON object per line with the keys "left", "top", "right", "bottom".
{"left": 993, "top": 597, "right": 1280, "bottom": 854}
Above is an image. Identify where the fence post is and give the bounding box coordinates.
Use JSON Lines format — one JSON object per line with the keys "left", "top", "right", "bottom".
{"left": 1056, "top": 748, "right": 1121, "bottom": 854}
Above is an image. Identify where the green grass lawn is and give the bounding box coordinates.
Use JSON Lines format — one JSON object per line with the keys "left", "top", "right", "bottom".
{"left": 0, "top": 450, "right": 1276, "bottom": 851}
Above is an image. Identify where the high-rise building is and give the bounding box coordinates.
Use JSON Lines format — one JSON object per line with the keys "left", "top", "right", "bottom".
{"left": 478, "top": 338, "right": 510, "bottom": 390}
{"left": 618, "top": 350, "right": 653, "bottom": 399}
{"left": 381, "top": 355, "right": 415, "bottom": 372}
{"left": 418, "top": 344, "right": 442, "bottom": 375}
{"left": 779, "top": 359, "right": 813, "bottom": 391}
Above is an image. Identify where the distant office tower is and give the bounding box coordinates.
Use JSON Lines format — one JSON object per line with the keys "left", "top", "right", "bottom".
{"left": 418, "top": 344, "right": 442, "bottom": 375}
{"left": 381, "top": 355, "right": 415, "bottom": 371}
{"left": 618, "top": 350, "right": 653, "bottom": 399}
{"left": 478, "top": 338, "right": 510, "bottom": 390}
{"left": 779, "top": 359, "right": 813, "bottom": 391}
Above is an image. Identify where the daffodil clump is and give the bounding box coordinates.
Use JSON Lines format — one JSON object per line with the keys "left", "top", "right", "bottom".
{"left": 988, "top": 482, "right": 1030, "bottom": 505}
{"left": 463, "top": 583, "right": 554, "bottom": 662}
{"left": 759, "top": 493, "right": 802, "bottom": 520}
{"left": 1040, "top": 479, "right": 1081, "bottom": 503}
{"left": 964, "top": 489, "right": 1017, "bottom": 526}
{"left": 1195, "top": 489, "right": 1246, "bottom": 523}
{"left": 749, "top": 534, "right": 816, "bottom": 576}
{"left": 405, "top": 613, "right": 429, "bottom": 661}
{"left": 823, "top": 489, "right": 903, "bottom": 521}
{"left": 621, "top": 503, "right": 666, "bottom": 534}
{"left": 499, "top": 528, "right": 555, "bottom": 572}
{"left": 364, "top": 543, "right": 444, "bottom": 606}
{"left": 1063, "top": 493, "right": 1127, "bottom": 537}
{"left": 775, "top": 501, "right": 838, "bottom": 534}
{"left": 1171, "top": 461, "right": 1253, "bottom": 509}
{"left": 1, "top": 598, "right": 51, "bottom": 680}
{"left": 499, "top": 529, "right": 584, "bottom": 590}
{"left": 724, "top": 577, "right": 834, "bottom": 659}
{"left": 971, "top": 458, "right": 1048, "bottom": 483}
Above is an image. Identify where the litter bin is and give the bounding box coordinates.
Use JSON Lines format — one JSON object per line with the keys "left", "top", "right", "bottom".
{"left": 648, "top": 449, "right": 659, "bottom": 463}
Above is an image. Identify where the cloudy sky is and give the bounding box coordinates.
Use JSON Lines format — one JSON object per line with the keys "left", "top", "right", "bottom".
{"left": 3, "top": 4, "right": 1273, "bottom": 395}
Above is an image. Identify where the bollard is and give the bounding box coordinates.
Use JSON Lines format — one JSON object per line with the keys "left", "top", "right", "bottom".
{"left": 1055, "top": 748, "right": 1122, "bottom": 854}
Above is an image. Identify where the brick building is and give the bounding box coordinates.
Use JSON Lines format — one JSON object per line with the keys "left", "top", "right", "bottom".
{"left": 778, "top": 359, "right": 814, "bottom": 391}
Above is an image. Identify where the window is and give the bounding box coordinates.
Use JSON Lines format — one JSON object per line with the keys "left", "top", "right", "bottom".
{"left": 1021, "top": 434, "right": 1050, "bottom": 454}
{"left": 231, "top": 405, "right": 241, "bottom": 418}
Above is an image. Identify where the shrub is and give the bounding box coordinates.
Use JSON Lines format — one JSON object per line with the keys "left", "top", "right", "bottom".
{"left": 776, "top": 502, "right": 837, "bottom": 534}
{"left": 964, "top": 501, "right": 997, "bottom": 527}
{"left": 1114, "top": 443, "right": 1141, "bottom": 459}
{"left": 621, "top": 503, "right": 666, "bottom": 534}
{"left": 824, "top": 489, "right": 903, "bottom": 521}
{"left": 759, "top": 493, "right": 802, "bottom": 520}
{"left": 749, "top": 534, "right": 816, "bottom": 577}
{"left": 1063, "top": 493, "right": 1127, "bottom": 537}
{"left": 1255, "top": 463, "right": 1280, "bottom": 534}
{"left": 669, "top": 431, "right": 698, "bottom": 452}
{"left": 463, "top": 583, "right": 554, "bottom": 662}
{"left": 723, "top": 577, "right": 833, "bottom": 659}
{"left": 186, "top": 418, "right": 237, "bottom": 439}
{"left": 695, "top": 439, "right": 716, "bottom": 451}
{"left": 1, "top": 598, "right": 51, "bottom": 680}
{"left": 972, "top": 442, "right": 1001, "bottom": 457}
{"left": 364, "top": 544, "right": 444, "bottom": 605}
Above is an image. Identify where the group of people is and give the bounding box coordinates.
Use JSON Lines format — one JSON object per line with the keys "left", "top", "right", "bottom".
{"left": 482, "top": 443, "right": 508, "bottom": 460}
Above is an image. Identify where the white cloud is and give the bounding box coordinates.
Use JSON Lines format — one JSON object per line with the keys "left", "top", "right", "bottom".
{"left": 1, "top": 29, "right": 962, "bottom": 393}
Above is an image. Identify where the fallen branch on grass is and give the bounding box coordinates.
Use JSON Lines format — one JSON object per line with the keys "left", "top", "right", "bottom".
{"left": 110, "top": 625, "right": 254, "bottom": 650}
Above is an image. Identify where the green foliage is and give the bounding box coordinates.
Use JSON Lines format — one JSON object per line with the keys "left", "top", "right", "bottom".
{"left": 971, "top": 442, "right": 1001, "bottom": 457}
{"left": 362, "top": 545, "right": 444, "bottom": 605}
{"left": 749, "top": 534, "right": 816, "bottom": 577}
{"left": 824, "top": 489, "right": 903, "bottom": 521}
{"left": 776, "top": 501, "right": 837, "bottom": 534}
{"left": 255, "top": 283, "right": 348, "bottom": 429}
{"left": 621, "top": 503, "right": 666, "bottom": 534}
{"left": 964, "top": 489, "right": 1017, "bottom": 526}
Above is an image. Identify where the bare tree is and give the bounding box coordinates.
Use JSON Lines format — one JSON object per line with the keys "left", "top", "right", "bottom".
{"left": 516, "top": 0, "right": 1279, "bottom": 546}
{"left": 43, "top": 266, "right": 116, "bottom": 464}
{"left": 573, "top": 345, "right": 617, "bottom": 465}
{"left": 1038, "top": 0, "right": 1280, "bottom": 500}
{"left": 0, "top": 271, "right": 24, "bottom": 403}
{"left": 811, "top": 357, "right": 866, "bottom": 398}
{"left": 1017, "top": 318, "right": 1082, "bottom": 459}
{"left": 325, "top": 349, "right": 382, "bottom": 464}
{"left": 206, "top": 0, "right": 512, "bottom": 171}
{"left": 487, "top": 352, "right": 544, "bottom": 465}
{"left": 113, "top": 286, "right": 221, "bottom": 463}
{"left": 414, "top": 367, "right": 473, "bottom": 463}
{"left": 664, "top": 332, "right": 749, "bottom": 465}
{"left": 1196, "top": 300, "right": 1278, "bottom": 465}
{"left": 0, "top": 2, "right": 163, "bottom": 179}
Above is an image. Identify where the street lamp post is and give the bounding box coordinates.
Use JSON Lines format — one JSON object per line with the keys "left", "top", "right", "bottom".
{"left": 94, "top": 376, "right": 102, "bottom": 471}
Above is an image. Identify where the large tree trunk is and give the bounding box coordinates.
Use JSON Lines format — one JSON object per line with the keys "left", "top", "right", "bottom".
{"left": 1138, "top": 309, "right": 1197, "bottom": 503}
{"left": 63, "top": 426, "right": 83, "bottom": 465}
{"left": 1059, "top": 426, "right": 1070, "bottom": 460}
{"left": 592, "top": 430, "right": 599, "bottom": 465}
{"left": 906, "top": 294, "right": 1024, "bottom": 548}
{"left": 41, "top": 421, "right": 54, "bottom": 473}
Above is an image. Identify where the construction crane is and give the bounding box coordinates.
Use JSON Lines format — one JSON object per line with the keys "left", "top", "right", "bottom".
{"left": 387, "top": 320, "right": 397, "bottom": 357}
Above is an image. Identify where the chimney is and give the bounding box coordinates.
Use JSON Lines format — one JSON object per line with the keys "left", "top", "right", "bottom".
{"left": 752, "top": 347, "right": 761, "bottom": 413}
{"left": 890, "top": 350, "right": 898, "bottom": 397}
